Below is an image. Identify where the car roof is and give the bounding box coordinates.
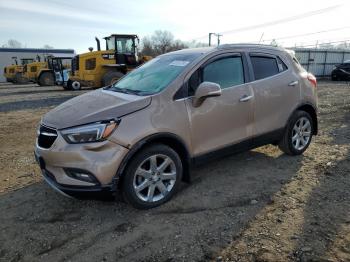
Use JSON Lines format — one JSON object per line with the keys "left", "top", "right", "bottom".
{"left": 165, "top": 43, "right": 287, "bottom": 57}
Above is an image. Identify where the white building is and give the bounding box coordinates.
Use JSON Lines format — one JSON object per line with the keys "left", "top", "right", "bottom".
{"left": 0, "top": 48, "right": 75, "bottom": 82}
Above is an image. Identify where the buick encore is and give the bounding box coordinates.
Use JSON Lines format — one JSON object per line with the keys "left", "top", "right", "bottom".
{"left": 35, "top": 44, "right": 318, "bottom": 209}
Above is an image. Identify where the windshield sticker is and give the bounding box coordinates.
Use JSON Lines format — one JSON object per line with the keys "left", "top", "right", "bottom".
{"left": 169, "top": 60, "right": 190, "bottom": 67}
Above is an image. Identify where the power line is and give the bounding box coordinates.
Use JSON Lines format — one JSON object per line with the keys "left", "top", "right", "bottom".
{"left": 258, "top": 26, "right": 350, "bottom": 43}
{"left": 191, "top": 4, "right": 341, "bottom": 41}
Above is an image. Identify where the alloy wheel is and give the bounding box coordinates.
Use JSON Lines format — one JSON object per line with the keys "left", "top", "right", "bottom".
{"left": 133, "top": 154, "right": 177, "bottom": 202}
{"left": 292, "top": 117, "right": 312, "bottom": 151}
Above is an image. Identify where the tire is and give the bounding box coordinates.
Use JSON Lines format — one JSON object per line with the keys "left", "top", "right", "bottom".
{"left": 14, "top": 73, "right": 28, "bottom": 84}
{"left": 331, "top": 75, "right": 337, "bottom": 81}
{"left": 6, "top": 78, "right": 12, "bottom": 83}
{"left": 279, "top": 110, "right": 314, "bottom": 155}
{"left": 102, "top": 71, "right": 124, "bottom": 87}
{"left": 122, "top": 144, "right": 183, "bottom": 209}
{"left": 70, "top": 80, "right": 81, "bottom": 91}
{"left": 38, "top": 72, "right": 55, "bottom": 86}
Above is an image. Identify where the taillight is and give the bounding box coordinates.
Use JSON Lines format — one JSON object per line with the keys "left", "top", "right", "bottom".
{"left": 307, "top": 73, "right": 317, "bottom": 88}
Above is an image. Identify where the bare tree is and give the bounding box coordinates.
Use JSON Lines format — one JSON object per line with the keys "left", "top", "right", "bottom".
{"left": 43, "top": 44, "right": 54, "bottom": 49}
{"left": 187, "top": 40, "right": 208, "bottom": 48}
{"left": 140, "top": 30, "right": 190, "bottom": 56}
{"left": 141, "top": 36, "right": 156, "bottom": 56}
{"left": 151, "top": 30, "right": 174, "bottom": 54}
{"left": 2, "top": 39, "right": 23, "bottom": 48}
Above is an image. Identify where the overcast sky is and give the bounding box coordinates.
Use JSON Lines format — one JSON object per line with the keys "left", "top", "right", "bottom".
{"left": 0, "top": 0, "right": 349, "bottom": 53}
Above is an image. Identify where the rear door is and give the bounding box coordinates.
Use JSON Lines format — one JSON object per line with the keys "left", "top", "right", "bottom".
{"left": 248, "top": 53, "right": 300, "bottom": 137}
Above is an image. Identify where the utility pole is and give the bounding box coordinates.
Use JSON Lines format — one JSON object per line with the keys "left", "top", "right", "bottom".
{"left": 217, "top": 34, "right": 222, "bottom": 46}
{"left": 209, "top": 33, "right": 215, "bottom": 46}
{"left": 209, "top": 33, "right": 223, "bottom": 46}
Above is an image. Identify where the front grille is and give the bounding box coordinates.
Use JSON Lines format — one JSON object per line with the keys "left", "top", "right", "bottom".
{"left": 71, "top": 55, "right": 79, "bottom": 75}
{"left": 38, "top": 125, "right": 58, "bottom": 149}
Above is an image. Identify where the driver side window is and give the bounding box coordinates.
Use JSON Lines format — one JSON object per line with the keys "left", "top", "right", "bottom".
{"left": 188, "top": 56, "right": 244, "bottom": 96}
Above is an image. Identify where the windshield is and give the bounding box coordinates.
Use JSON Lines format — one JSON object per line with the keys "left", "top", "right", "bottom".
{"left": 21, "top": 59, "right": 34, "bottom": 65}
{"left": 116, "top": 38, "right": 134, "bottom": 53}
{"left": 107, "top": 53, "right": 201, "bottom": 95}
{"left": 106, "top": 38, "right": 115, "bottom": 50}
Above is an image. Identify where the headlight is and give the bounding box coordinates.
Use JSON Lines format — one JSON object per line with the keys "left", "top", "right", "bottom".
{"left": 60, "top": 120, "right": 119, "bottom": 144}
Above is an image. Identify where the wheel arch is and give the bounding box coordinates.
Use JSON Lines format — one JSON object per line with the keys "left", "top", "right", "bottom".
{"left": 292, "top": 103, "right": 318, "bottom": 135}
{"left": 115, "top": 133, "right": 191, "bottom": 189}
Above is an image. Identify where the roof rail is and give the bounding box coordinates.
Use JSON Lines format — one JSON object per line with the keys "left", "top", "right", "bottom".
{"left": 216, "top": 43, "right": 284, "bottom": 50}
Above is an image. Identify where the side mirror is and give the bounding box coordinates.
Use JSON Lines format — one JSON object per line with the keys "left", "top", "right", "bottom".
{"left": 193, "top": 81, "right": 221, "bottom": 107}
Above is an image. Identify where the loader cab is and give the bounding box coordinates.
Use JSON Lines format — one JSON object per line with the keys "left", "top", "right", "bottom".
{"left": 104, "top": 34, "right": 138, "bottom": 54}
{"left": 45, "top": 56, "right": 72, "bottom": 86}
{"left": 21, "top": 58, "right": 34, "bottom": 65}
{"left": 104, "top": 34, "right": 139, "bottom": 67}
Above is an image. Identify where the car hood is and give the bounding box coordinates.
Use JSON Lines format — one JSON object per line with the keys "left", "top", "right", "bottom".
{"left": 42, "top": 89, "right": 152, "bottom": 129}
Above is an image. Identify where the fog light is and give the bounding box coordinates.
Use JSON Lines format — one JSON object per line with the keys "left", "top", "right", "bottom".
{"left": 64, "top": 168, "right": 99, "bottom": 184}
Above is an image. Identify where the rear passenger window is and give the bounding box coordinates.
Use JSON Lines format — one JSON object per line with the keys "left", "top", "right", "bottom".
{"left": 277, "top": 57, "right": 288, "bottom": 72}
{"left": 250, "top": 56, "right": 279, "bottom": 80}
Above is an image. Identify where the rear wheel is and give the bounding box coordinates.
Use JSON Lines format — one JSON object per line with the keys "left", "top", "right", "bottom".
{"left": 102, "top": 71, "right": 124, "bottom": 87}
{"left": 279, "top": 110, "right": 313, "bottom": 155}
{"left": 14, "top": 73, "right": 28, "bottom": 84}
{"left": 38, "top": 72, "right": 55, "bottom": 86}
{"left": 122, "top": 144, "right": 183, "bottom": 209}
{"left": 331, "top": 74, "right": 338, "bottom": 81}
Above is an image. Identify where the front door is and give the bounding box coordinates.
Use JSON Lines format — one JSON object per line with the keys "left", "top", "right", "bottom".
{"left": 184, "top": 54, "right": 254, "bottom": 157}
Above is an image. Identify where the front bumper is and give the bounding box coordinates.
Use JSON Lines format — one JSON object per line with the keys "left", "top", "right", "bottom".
{"left": 40, "top": 167, "right": 114, "bottom": 197}
{"left": 34, "top": 134, "right": 129, "bottom": 196}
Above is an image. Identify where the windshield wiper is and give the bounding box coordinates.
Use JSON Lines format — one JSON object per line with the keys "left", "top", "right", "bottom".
{"left": 109, "top": 86, "right": 144, "bottom": 95}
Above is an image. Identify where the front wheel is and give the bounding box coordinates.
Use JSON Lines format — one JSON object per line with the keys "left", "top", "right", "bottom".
{"left": 122, "top": 144, "right": 183, "bottom": 209}
{"left": 70, "top": 80, "right": 81, "bottom": 90}
{"left": 279, "top": 110, "right": 314, "bottom": 155}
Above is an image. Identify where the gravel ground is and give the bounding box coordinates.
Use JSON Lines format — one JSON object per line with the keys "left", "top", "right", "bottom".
{"left": 0, "top": 81, "right": 349, "bottom": 262}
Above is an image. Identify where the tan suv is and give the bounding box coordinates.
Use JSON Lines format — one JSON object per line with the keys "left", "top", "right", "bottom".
{"left": 35, "top": 44, "right": 318, "bottom": 209}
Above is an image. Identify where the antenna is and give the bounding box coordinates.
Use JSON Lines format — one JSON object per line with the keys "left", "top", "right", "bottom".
{"left": 259, "top": 32, "right": 264, "bottom": 43}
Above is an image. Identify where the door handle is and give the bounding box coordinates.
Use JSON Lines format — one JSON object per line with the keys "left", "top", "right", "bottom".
{"left": 288, "top": 80, "right": 299, "bottom": 86}
{"left": 239, "top": 94, "right": 253, "bottom": 102}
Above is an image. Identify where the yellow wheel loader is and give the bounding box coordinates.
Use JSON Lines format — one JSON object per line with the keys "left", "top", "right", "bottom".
{"left": 67, "top": 34, "right": 152, "bottom": 90}
{"left": 37, "top": 56, "right": 72, "bottom": 87}
{"left": 22, "top": 56, "right": 72, "bottom": 86}
{"left": 23, "top": 56, "right": 48, "bottom": 84}
{"left": 3, "top": 57, "right": 34, "bottom": 83}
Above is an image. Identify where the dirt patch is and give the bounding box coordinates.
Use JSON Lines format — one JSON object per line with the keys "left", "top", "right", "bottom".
{"left": 0, "top": 81, "right": 349, "bottom": 261}
{"left": 219, "top": 81, "right": 350, "bottom": 262}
